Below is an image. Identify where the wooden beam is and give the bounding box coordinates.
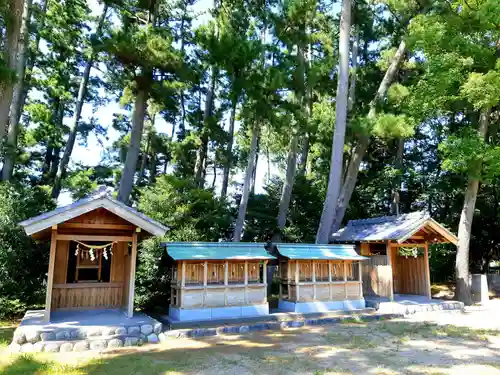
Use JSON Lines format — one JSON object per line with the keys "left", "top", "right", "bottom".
{"left": 343, "top": 261, "right": 348, "bottom": 299}
{"left": 56, "top": 234, "right": 133, "bottom": 242}
{"left": 386, "top": 243, "right": 394, "bottom": 301}
{"left": 127, "top": 233, "right": 138, "bottom": 318}
{"left": 224, "top": 261, "right": 228, "bottom": 306}
{"left": 59, "top": 223, "right": 135, "bottom": 231}
{"left": 44, "top": 229, "right": 58, "bottom": 322}
{"left": 295, "top": 261, "right": 300, "bottom": 302}
{"left": 424, "top": 242, "right": 432, "bottom": 299}
{"left": 312, "top": 260, "right": 316, "bottom": 300}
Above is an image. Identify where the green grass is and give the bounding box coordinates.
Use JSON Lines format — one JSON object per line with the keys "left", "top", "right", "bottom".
{"left": 0, "top": 321, "right": 17, "bottom": 349}
{"left": 324, "top": 332, "right": 379, "bottom": 349}
{"left": 377, "top": 321, "right": 500, "bottom": 341}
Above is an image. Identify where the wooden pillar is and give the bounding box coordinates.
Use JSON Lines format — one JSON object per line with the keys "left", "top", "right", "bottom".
{"left": 312, "top": 260, "right": 316, "bottom": 300}
{"left": 244, "top": 261, "right": 248, "bottom": 303}
{"left": 358, "top": 261, "right": 363, "bottom": 298}
{"left": 44, "top": 227, "right": 58, "bottom": 323}
{"left": 295, "top": 261, "right": 300, "bottom": 302}
{"left": 386, "top": 243, "right": 394, "bottom": 301}
{"left": 202, "top": 261, "right": 208, "bottom": 307}
{"left": 328, "top": 260, "right": 333, "bottom": 300}
{"left": 127, "top": 232, "right": 138, "bottom": 318}
{"left": 424, "top": 242, "right": 431, "bottom": 299}
{"left": 263, "top": 260, "right": 268, "bottom": 303}
{"left": 224, "top": 261, "right": 228, "bottom": 305}
{"left": 343, "top": 261, "right": 348, "bottom": 299}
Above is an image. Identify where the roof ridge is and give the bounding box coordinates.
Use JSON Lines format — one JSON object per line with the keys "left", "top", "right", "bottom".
{"left": 347, "top": 211, "right": 429, "bottom": 227}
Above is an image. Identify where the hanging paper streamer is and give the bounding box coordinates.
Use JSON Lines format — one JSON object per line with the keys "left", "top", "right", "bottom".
{"left": 74, "top": 241, "right": 116, "bottom": 261}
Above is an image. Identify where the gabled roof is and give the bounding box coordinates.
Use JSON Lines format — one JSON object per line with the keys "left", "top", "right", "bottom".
{"left": 163, "top": 242, "right": 275, "bottom": 260}
{"left": 275, "top": 243, "right": 366, "bottom": 260}
{"left": 19, "top": 187, "right": 168, "bottom": 237}
{"left": 331, "top": 211, "right": 457, "bottom": 245}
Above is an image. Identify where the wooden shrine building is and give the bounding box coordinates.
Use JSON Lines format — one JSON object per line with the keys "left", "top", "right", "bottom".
{"left": 19, "top": 188, "right": 168, "bottom": 322}
{"left": 164, "top": 242, "right": 275, "bottom": 322}
{"left": 273, "top": 244, "right": 367, "bottom": 313}
{"left": 331, "top": 211, "right": 458, "bottom": 300}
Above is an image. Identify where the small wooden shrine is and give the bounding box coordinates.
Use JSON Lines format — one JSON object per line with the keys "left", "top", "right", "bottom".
{"left": 331, "top": 211, "right": 458, "bottom": 300}
{"left": 19, "top": 188, "right": 167, "bottom": 322}
{"left": 273, "top": 243, "right": 367, "bottom": 313}
{"left": 164, "top": 242, "right": 275, "bottom": 322}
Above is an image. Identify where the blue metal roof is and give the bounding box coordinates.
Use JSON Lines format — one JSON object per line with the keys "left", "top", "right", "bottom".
{"left": 163, "top": 242, "right": 275, "bottom": 261}
{"left": 275, "top": 243, "right": 366, "bottom": 260}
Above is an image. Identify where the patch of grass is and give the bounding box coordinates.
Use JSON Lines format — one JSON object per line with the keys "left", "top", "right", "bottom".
{"left": 339, "top": 317, "right": 366, "bottom": 325}
{"left": 324, "top": 332, "right": 379, "bottom": 350}
{"left": 0, "top": 320, "right": 17, "bottom": 349}
{"left": 378, "top": 321, "right": 500, "bottom": 342}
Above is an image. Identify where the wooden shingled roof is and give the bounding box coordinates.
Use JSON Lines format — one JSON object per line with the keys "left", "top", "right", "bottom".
{"left": 330, "top": 211, "right": 457, "bottom": 245}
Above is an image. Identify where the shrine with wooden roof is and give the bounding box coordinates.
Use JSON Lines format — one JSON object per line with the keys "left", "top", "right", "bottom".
{"left": 331, "top": 211, "right": 458, "bottom": 300}
{"left": 19, "top": 187, "right": 168, "bottom": 322}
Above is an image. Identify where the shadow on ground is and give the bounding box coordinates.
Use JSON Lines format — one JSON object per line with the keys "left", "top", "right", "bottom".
{"left": 1, "top": 319, "right": 500, "bottom": 375}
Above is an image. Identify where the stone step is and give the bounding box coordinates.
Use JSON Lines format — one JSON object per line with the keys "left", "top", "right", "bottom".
{"left": 11, "top": 321, "right": 162, "bottom": 345}
{"left": 159, "top": 312, "right": 403, "bottom": 341}
{"left": 9, "top": 331, "right": 161, "bottom": 353}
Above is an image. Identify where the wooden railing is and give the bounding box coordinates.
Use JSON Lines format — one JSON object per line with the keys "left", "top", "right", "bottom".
{"left": 51, "top": 283, "right": 124, "bottom": 309}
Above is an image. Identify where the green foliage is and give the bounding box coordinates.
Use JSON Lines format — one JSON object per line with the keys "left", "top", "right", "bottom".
{"left": 373, "top": 113, "right": 415, "bottom": 139}
{"left": 461, "top": 71, "right": 500, "bottom": 110}
{"left": 0, "top": 183, "right": 55, "bottom": 317}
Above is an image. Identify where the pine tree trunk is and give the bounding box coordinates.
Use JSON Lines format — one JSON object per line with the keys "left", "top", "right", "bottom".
{"left": 390, "top": 138, "right": 404, "bottom": 215}
{"left": 233, "top": 125, "right": 259, "bottom": 242}
{"left": 330, "top": 39, "right": 407, "bottom": 234}
{"left": 149, "top": 150, "right": 157, "bottom": 184}
{"left": 455, "top": 108, "right": 490, "bottom": 305}
{"left": 221, "top": 97, "right": 237, "bottom": 198}
{"left": 250, "top": 137, "right": 259, "bottom": 195}
{"left": 117, "top": 87, "right": 148, "bottom": 204}
{"left": 347, "top": 29, "right": 359, "bottom": 112}
{"left": 194, "top": 69, "right": 217, "bottom": 186}
{"left": 1, "top": 0, "right": 31, "bottom": 181}
{"left": 274, "top": 133, "right": 299, "bottom": 241}
{"left": 14, "top": 0, "right": 47, "bottom": 127}
{"left": 51, "top": 4, "right": 108, "bottom": 198}
{"left": 0, "top": 0, "right": 24, "bottom": 140}
{"left": 316, "top": 0, "right": 351, "bottom": 244}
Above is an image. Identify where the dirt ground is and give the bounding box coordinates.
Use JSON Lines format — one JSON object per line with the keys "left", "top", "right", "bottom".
{"left": 1, "top": 304, "right": 500, "bottom": 375}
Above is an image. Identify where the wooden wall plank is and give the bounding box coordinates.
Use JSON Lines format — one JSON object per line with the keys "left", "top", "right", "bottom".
{"left": 53, "top": 240, "right": 69, "bottom": 284}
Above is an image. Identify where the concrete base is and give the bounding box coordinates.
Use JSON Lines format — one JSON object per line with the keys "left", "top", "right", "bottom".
{"left": 365, "top": 294, "right": 464, "bottom": 315}
{"left": 471, "top": 274, "right": 489, "bottom": 304}
{"left": 278, "top": 299, "right": 365, "bottom": 313}
{"left": 169, "top": 304, "right": 269, "bottom": 322}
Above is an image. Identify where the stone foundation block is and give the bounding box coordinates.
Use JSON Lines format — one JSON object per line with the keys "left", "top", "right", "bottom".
{"left": 60, "top": 343, "right": 74, "bottom": 352}
{"left": 128, "top": 326, "right": 140, "bottom": 335}
{"left": 108, "top": 338, "right": 123, "bottom": 348}
{"left": 73, "top": 341, "right": 90, "bottom": 352}
{"left": 90, "top": 340, "right": 107, "bottom": 351}
{"left": 44, "top": 343, "right": 60, "bottom": 352}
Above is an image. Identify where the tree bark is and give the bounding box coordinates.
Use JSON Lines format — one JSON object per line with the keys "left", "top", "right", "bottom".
{"left": 51, "top": 4, "right": 108, "bottom": 197}
{"left": 194, "top": 68, "right": 216, "bottom": 187}
{"left": 329, "top": 39, "right": 407, "bottom": 234}
{"left": 233, "top": 125, "right": 259, "bottom": 242}
{"left": 316, "top": 0, "right": 351, "bottom": 244}
{"left": 455, "top": 108, "right": 490, "bottom": 305}
{"left": 390, "top": 137, "right": 404, "bottom": 215}
{"left": 221, "top": 97, "right": 237, "bottom": 198}
{"left": 1, "top": 0, "right": 31, "bottom": 181}
{"left": 0, "top": 0, "right": 24, "bottom": 140}
{"left": 274, "top": 133, "right": 299, "bottom": 241}
{"left": 250, "top": 136, "right": 259, "bottom": 195}
{"left": 117, "top": 87, "right": 149, "bottom": 204}
{"left": 15, "top": 0, "right": 47, "bottom": 127}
